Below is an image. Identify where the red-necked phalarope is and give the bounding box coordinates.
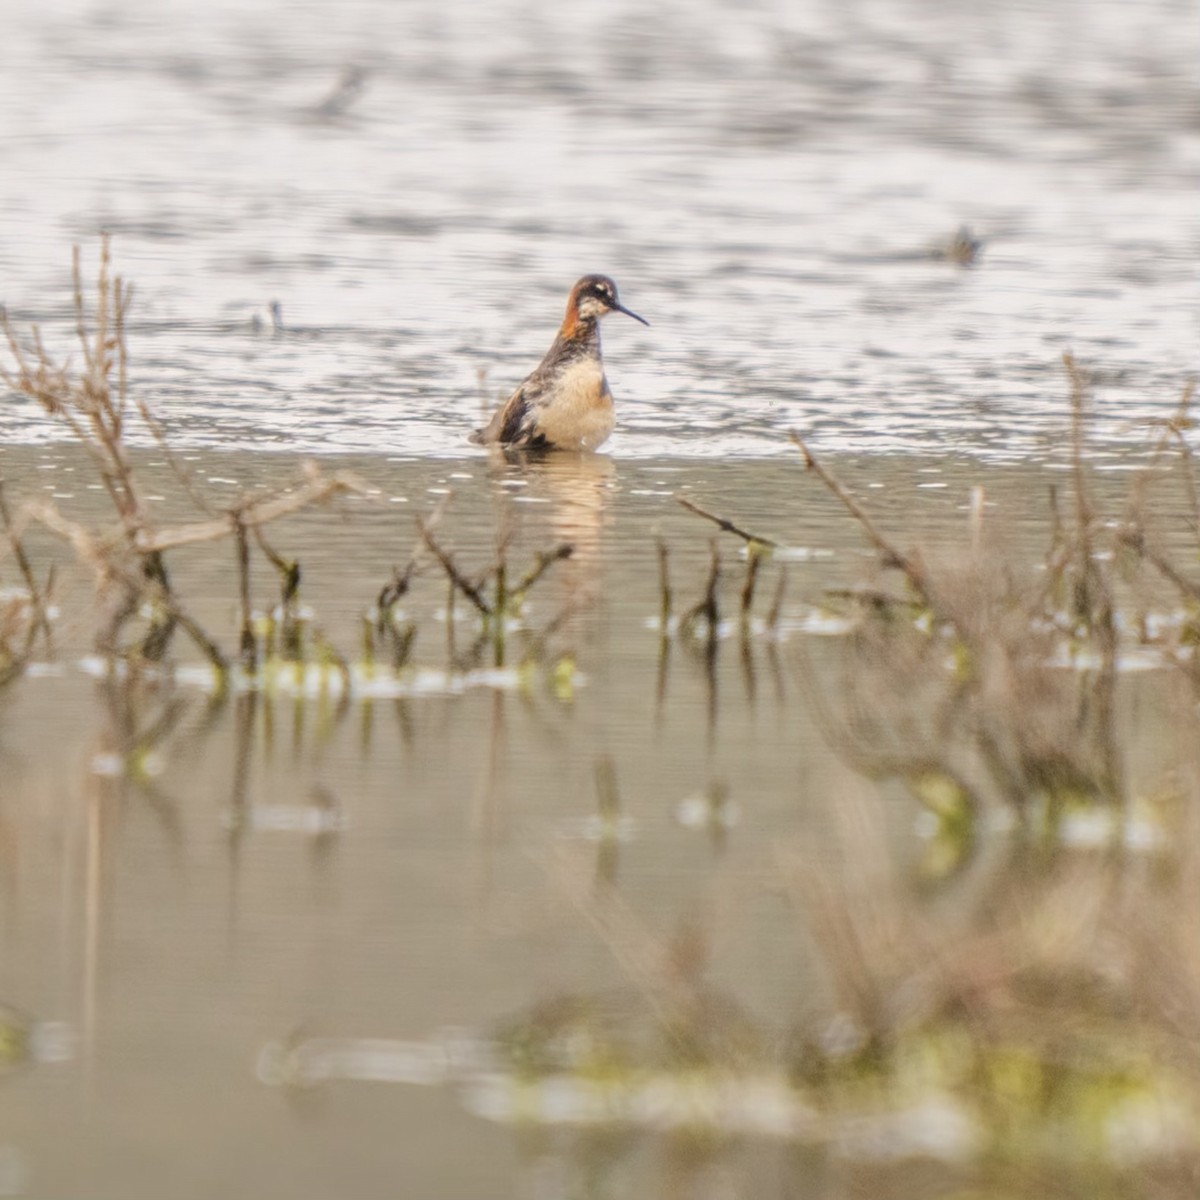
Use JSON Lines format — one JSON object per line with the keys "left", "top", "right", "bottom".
{"left": 470, "top": 274, "right": 648, "bottom": 452}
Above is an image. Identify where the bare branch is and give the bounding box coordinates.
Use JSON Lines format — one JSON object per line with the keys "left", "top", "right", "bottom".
{"left": 790, "top": 432, "right": 930, "bottom": 602}
{"left": 676, "top": 495, "right": 777, "bottom": 548}
{"left": 135, "top": 468, "right": 370, "bottom": 553}
{"left": 418, "top": 519, "right": 492, "bottom": 616}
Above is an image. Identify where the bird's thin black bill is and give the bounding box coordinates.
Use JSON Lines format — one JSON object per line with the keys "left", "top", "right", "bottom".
{"left": 614, "top": 303, "right": 649, "bottom": 326}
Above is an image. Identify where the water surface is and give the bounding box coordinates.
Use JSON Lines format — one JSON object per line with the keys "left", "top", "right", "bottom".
{"left": 2, "top": 0, "right": 1198, "bottom": 1195}
{"left": 2, "top": 0, "right": 1196, "bottom": 460}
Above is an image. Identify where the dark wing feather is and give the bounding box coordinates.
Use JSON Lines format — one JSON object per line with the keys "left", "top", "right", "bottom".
{"left": 471, "top": 333, "right": 583, "bottom": 447}
{"left": 471, "top": 386, "right": 539, "bottom": 447}
{"left": 499, "top": 390, "right": 533, "bottom": 444}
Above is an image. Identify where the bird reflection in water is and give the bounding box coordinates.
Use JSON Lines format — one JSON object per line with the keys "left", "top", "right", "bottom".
{"left": 483, "top": 448, "right": 617, "bottom": 639}
{"left": 468, "top": 449, "right": 617, "bottom": 863}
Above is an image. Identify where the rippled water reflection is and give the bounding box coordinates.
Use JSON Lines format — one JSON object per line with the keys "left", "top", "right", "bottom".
{"left": 4, "top": 0, "right": 1196, "bottom": 459}
{"left": 1, "top": 438, "right": 1196, "bottom": 1196}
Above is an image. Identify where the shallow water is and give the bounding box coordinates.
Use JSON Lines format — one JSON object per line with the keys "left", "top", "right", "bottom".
{"left": 0, "top": 441, "right": 1196, "bottom": 1196}
{"left": 2, "top": 0, "right": 1199, "bottom": 1196}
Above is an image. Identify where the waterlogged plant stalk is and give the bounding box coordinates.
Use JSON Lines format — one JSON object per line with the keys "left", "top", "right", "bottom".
{"left": 311, "top": 628, "right": 352, "bottom": 703}
{"left": 371, "top": 570, "right": 418, "bottom": 672}
{"left": 4, "top": 241, "right": 174, "bottom": 659}
{"left": 1118, "top": 381, "right": 1200, "bottom": 626}
{"left": 388, "top": 620, "right": 416, "bottom": 670}
{"left": 0, "top": 480, "right": 53, "bottom": 646}
{"left": 702, "top": 539, "right": 721, "bottom": 651}
{"left": 492, "top": 538, "right": 508, "bottom": 666}
{"left": 1063, "top": 353, "right": 1122, "bottom": 805}
{"left": 21, "top": 497, "right": 228, "bottom": 674}
{"left": 2, "top": 242, "right": 373, "bottom": 675}
{"left": 1168, "top": 381, "right": 1200, "bottom": 539}
{"left": 130, "top": 470, "right": 367, "bottom": 554}
{"left": 676, "top": 495, "right": 778, "bottom": 549}
{"left": 740, "top": 542, "right": 764, "bottom": 627}
{"left": 418, "top": 519, "right": 492, "bottom": 617}
{"left": 254, "top": 527, "right": 302, "bottom": 661}
{"left": 518, "top": 598, "right": 582, "bottom": 668}
{"left": 234, "top": 515, "right": 256, "bottom": 672}
{"left": 656, "top": 536, "right": 672, "bottom": 635}
{"left": 766, "top": 566, "right": 787, "bottom": 639}
{"left": 792, "top": 371, "right": 1137, "bottom": 834}
{"left": 1127, "top": 380, "right": 1199, "bottom": 539}
{"left": 359, "top": 613, "right": 376, "bottom": 672}
{"left": 678, "top": 539, "right": 722, "bottom": 674}
{"left": 71, "top": 242, "right": 146, "bottom": 539}
{"left": 790, "top": 432, "right": 932, "bottom": 607}
{"left": 509, "top": 543, "right": 573, "bottom": 610}
{"left": 488, "top": 519, "right": 518, "bottom": 667}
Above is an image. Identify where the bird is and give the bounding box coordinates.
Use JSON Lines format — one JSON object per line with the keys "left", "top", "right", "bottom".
{"left": 470, "top": 274, "right": 648, "bottom": 452}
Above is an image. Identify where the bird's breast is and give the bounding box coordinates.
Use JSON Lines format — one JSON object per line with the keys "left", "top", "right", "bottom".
{"left": 533, "top": 358, "right": 615, "bottom": 451}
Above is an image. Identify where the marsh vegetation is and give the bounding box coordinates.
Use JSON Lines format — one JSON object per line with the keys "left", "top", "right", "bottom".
{"left": 1, "top": 247, "right": 1199, "bottom": 1197}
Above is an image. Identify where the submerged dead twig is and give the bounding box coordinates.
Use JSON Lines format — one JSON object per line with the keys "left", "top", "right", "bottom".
{"left": 788, "top": 359, "right": 1147, "bottom": 841}
{"left": 5, "top": 245, "right": 362, "bottom": 663}
{"left": 371, "top": 560, "right": 419, "bottom": 671}
{"left": 371, "top": 497, "right": 452, "bottom": 666}
{"left": 253, "top": 525, "right": 303, "bottom": 660}
{"left": 790, "top": 432, "right": 931, "bottom": 604}
{"left": 510, "top": 543, "right": 573, "bottom": 606}
{"left": 740, "top": 542, "right": 765, "bottom": 624}
{"left": 136, "top": 467, "right": 369, "bottom": 553}
{"left": 252, "top": 527, "right": 301, "bottom": 606}
{"left": 1120, "top": 533, "right": 1200, "bottom": 605}
{"left": 766, "top": 566, "right": 788, "bottom": 638}
{"left": 0, "top": 480, "right": 53, "bottom": 645}
{"left": 676, "top": 495, "right": 777, "bottom": 549}
{"left": 680, "top": 540, "right": 722, "bottom": 657}
{"left": 419, "top": 518, "right": 492, "bottom": 616}
{"left": 415, "top": 495, "right": 575, "bottom": 667}
{"left": 5, "top": 242, "right": 146, "bottom": 540}
{"left": 23, "top": 499, "right": 228, "bottom": 673}
{"left": 657, "top": 536, "right": 673, "bottom": 634}
{"left": 1128, "top": 380, "right": 1199, "bottom": 538}
{"left": 234, "top": 515, "right": 256, "bottom": 671}
{"left": 1118, "top": 379, "right": 1200, "bottom": 616}
{"left": 1063, "top": 354, "right": 1122, "bottom": 802}
{"left": 378, "top": 563, "right": 416, "bottom": 613}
